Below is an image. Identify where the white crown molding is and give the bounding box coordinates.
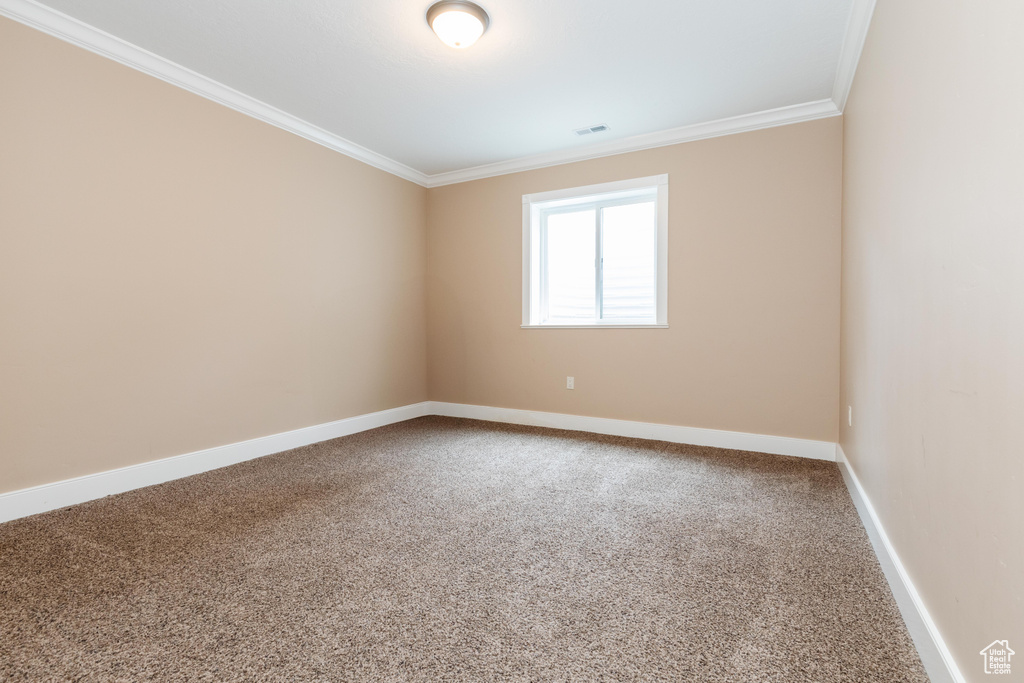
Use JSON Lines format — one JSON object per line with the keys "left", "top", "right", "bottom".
{"left": 0, "top": 0, "right": 431, "bottom": 186}
{"left": 2, "top": 0, "right": 855, "bottom": 188}
{"left": 422, "top": 99, "right": 841, "bottom": 187}
{"left": 431, "top": 402, "right": 837, "bottom": 461}
{"left": 0, "top": 401, "right": 432, "bottom": 524}
{"left": 836, "top": 445, "right": 966, "bottom": 683}
{"left": 832, "top": 0, "right": 877, "bottom": 111}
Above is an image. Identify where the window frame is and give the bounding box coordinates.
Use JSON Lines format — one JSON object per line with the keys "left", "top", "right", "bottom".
{"left": 522, "top": 174, "right": 669, "bottom": 328}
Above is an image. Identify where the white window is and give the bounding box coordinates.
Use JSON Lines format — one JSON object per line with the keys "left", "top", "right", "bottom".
{"left": 522, "top": 175, "right": 668, "bottom": 328}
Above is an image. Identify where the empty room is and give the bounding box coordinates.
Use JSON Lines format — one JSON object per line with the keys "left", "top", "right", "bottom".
{"left": 1, "top": 0, "right": 1020, "bottom": 680}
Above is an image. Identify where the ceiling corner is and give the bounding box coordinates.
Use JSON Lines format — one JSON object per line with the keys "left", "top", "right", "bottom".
{"left": 831, "top": 0, "right": 878, "bottom": 112}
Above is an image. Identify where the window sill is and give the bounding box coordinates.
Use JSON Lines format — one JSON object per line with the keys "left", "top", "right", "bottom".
{"left": 521, "top": 324, "right": 669, "bottom": 329}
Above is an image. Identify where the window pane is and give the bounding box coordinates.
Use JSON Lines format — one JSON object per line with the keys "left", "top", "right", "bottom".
{"left": 545, "top": 209, "right": 595, "bottom": 322}
{"left": 601, "top": 201, "right": 656, "bottom": 321}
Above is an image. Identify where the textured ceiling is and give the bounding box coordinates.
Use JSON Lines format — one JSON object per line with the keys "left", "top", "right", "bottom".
{"left": 31, "top": 0, "right": 855, "bottom": 175}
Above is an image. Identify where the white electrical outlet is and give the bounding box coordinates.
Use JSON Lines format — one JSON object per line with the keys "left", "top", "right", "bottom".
{"left": 566, "top": 376, "right": 575, "bottom": 390}
{"left": 848, "top": 406, "right": 853, "bottom": 427}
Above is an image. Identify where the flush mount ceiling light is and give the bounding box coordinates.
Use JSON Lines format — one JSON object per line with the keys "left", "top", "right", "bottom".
{"left": 426, "top": 1, "right": 489, "bottom": 49}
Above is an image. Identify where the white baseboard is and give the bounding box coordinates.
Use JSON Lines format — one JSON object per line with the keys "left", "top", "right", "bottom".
{"left": 0, "top": 401, "right": 835, "bottom": 525}
{"left": 836, "top": 445, "right": 965, "bottom": 683}
{"left": 429, "top": 402, "right": 837, "bottom": 461}
{"left": 0, "top": 401, "right": 432, "bottom": 524}
{"left": 0, "top": 401, "right": 963, "bottom": 682}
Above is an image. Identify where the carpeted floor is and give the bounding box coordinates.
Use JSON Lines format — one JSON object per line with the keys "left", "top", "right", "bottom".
{"left": 0, "top": 417, "right": 928, "bottom": 682}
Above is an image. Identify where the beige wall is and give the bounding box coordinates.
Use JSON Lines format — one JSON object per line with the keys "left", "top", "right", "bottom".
{"left": 427, "top": 118, "right": 842, "bottom": 443}
{"left": 3, "top": 3, "right": 1019, "bottom": 676}
{"left": 840, "top": 1, "right": 1024, "bottom": 679}
{"left": 0, "top": 17, "right": 428, "bottom": 494}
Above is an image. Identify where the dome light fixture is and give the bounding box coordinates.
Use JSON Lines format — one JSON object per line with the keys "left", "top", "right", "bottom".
{"left": 426, "top": 1, "right": 489, "bottom": 49}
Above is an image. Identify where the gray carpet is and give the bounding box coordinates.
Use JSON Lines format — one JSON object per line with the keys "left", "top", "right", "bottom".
{"left": 0, "top": 417, "right": 928, "bottom": 682}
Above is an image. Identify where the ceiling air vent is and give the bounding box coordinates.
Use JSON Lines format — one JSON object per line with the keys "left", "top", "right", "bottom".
{"left": 574, "top": 124, "right": 610, "bottom": 136}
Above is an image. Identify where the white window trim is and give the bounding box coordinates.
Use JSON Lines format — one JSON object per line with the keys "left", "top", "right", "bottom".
{"left": 522, "top": 174, "right": 669, "bottom": 328}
